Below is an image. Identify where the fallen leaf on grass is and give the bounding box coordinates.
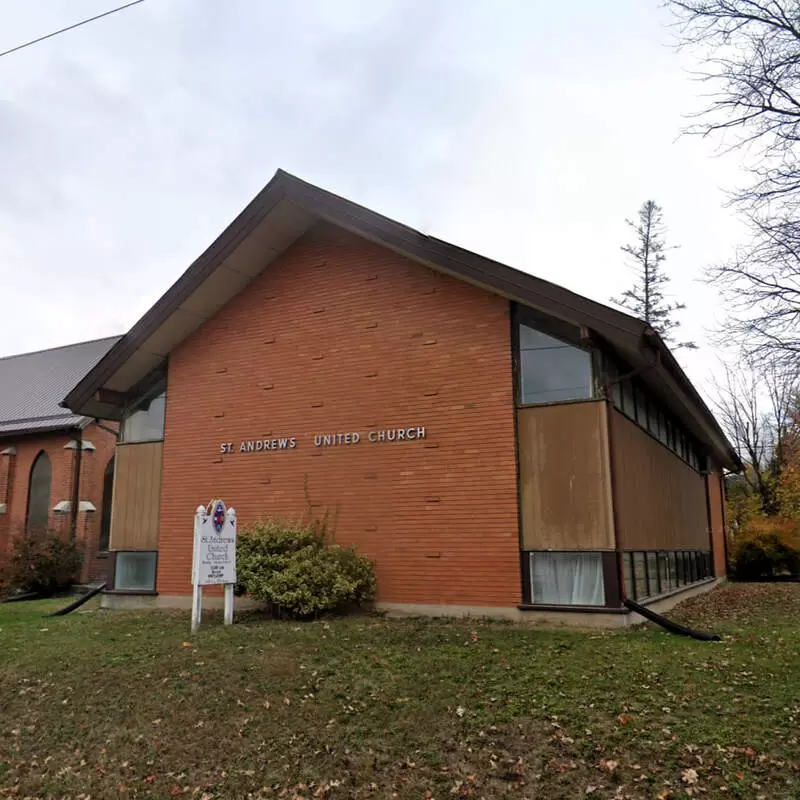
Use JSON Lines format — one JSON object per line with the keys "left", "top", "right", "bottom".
{"left": 681, "top": 768, "right": 699, "bottom": 785}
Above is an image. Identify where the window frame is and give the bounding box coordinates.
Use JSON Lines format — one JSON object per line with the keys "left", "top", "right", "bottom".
{"left": 623, "top": 552, "right": 635, "bottom": 601}
{"left": 601, "top": 354, "right": 709, "bottom": 474}
{"left": 624, "top": 550, "right": 712, "bottom": 602}
{"left": 120, "top": 376, "right": 167, "bottom": 444}
{"left": 633, "top": 552, "right": 647, "bottom": 601}
{"left": 634, "top": 385, "right": 648, "bottom": 428}
{"left": 26, "top": 450, "right": 52, "bottom": 533}
{"left": 516, "top": 318, "right": 595, "bottom": 408}
{"left": 112, "top": 551, "right": 158, "bottom": 592}
{"left": 621, "top": 378, "right": 635, "bottom": 418}
{"left": 521, "top": 550, "right": 619, "bottom": 608}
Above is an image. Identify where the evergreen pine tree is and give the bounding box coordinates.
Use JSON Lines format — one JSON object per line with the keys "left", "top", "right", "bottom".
{"left": 612, "top": 200, "right": 695, "bottom": 349}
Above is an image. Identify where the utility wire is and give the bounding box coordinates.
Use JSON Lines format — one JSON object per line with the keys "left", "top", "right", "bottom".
{"left": 0, "top": 0, "right": 146, "bottom": 60}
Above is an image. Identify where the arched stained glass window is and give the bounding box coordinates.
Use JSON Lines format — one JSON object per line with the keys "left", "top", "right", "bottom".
{"left": 27, "top": 451, "right": 52, "bottom": 532}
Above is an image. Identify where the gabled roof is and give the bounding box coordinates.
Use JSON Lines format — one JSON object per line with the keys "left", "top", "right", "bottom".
{"left": 0, "top": 336, "right": 121, "bottom": 438}
{"left": 62, "top": 170, "right": 739, "bottom": 470}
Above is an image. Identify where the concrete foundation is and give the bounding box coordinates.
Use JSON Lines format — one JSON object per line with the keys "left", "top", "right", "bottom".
{"left": 627, "top": 577, "right": 721, "bottom": 623}
{"left": 101, "top": 593, "right": 266, "bottom": 612}
{"left": 101, "top": 578, "right": 721, "bottom": 628}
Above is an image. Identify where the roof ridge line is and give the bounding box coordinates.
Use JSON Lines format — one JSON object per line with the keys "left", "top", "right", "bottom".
{"left": 0, "top": 334, "right": 123, "bottom": 363}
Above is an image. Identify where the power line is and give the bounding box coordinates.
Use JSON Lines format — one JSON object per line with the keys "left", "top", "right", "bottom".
{"left": 0, "top": 0, "right": 146, "bottom": 60}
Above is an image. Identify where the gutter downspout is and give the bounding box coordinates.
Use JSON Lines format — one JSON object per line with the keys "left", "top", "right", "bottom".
{"left": 605, "top": 346, "right": 661, "bottom": 392}
{"left": 70, "top": 427, "right": 82, "bottom": 540}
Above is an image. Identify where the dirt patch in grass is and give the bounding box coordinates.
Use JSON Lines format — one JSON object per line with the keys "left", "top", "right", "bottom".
{"left": 1, "top": 584, "right": 799, "bottom": 798}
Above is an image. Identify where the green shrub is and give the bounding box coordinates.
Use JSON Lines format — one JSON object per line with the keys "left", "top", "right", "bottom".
{"left": 235, "top": 519, "right": 376, "bottom": 618}
{"left": 6, "top": 529, "right": 82, "bottom": 595}
{"left": 730, "top": 518, "right": 800, "bottom": 581}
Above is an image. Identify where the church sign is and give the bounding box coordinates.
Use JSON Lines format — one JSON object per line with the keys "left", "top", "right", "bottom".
{"left": 191, "top": 499, "right": 237, "bottom": 632}
{"left": 219, "top": 426, "right": 426, "bottom": 455}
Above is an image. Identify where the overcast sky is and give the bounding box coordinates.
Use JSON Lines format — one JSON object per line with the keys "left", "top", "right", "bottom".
{"left": 0, "top": 0, "right": 748, "bottom": 396}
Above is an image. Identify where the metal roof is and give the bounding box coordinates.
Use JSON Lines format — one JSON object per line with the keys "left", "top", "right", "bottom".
{"left": 62, "top": 170, "right": 740, "bottom": 470}
{"left": 0, "top": 336, "right": 121, "bottom": 438}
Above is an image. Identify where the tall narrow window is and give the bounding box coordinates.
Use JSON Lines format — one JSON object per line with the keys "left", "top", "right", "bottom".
{"left": 27, "top": 451, "right": 52, "bottom": 532}
{"left": 518, "top": 325, "right": 592, "bottom": 405}
{"left": 99, "top": 457, "right": 115, "bottom": 552}
{"left": 635, "top": 386, "right": 648, "bottom": 427}
{"left": 633, "top": 552, "right": 647, "bottom": 599}
{"left": 621, "top": 379, "right": 635, "bottom": 418}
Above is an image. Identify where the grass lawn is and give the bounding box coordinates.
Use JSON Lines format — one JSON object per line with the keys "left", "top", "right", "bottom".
{"left": 1, "top": 585, "right": 799, "bottom": 799}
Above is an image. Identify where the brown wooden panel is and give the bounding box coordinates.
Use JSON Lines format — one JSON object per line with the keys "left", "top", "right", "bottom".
{"left": 109, "top": 442, "right": 163, "bottom": 550}
{"left": 708, "top": 471, "right": 727, "bottom": 576}
{"left": 518, "top": 401, "right": 614, "bottom": 550}
{"left": 610, "top": 409, "right": 708, "bottom": 550}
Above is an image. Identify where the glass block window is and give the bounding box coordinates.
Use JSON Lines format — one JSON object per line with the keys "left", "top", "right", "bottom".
{"left": 115, "top": 551, "right": 157, "bottom": 591}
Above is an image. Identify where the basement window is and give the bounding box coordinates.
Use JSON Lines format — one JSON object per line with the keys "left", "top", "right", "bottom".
{"left": 114, "top": 551, "right": 157, "bottom": 591}
{"left": 529, "top": 551, "right": 606, "bottom": 606}
{"left": 518, "top": 325, "right": 592, "bottom": 405}
{"left": 623, "top": 550, "right": 712, "bottom": 601}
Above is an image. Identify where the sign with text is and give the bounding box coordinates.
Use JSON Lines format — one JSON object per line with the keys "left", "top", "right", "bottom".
{"left": 219, "top": 425, "right": 426, "bottom": 455}
{"left": 195, "top": 500, "right": 237, "bottom": 585}
{"left": 191, "top": 500, "right": 237, "bottom": 632}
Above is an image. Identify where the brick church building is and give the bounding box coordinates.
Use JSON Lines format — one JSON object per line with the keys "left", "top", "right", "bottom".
{"left": 62, "top": 171, "right": 737, "bottom": 625}
{"left": 0, "top": 337, "right": 120, "bottom": 583}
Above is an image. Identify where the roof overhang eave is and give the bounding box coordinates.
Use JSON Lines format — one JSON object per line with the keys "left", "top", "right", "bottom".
{"left": 61, "top": 169, "right": 741, "bottom": 471}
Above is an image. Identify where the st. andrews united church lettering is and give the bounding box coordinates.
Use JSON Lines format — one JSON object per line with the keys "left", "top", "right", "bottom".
{"left": 219, "top": 426, "right": 426, "bottom": 455}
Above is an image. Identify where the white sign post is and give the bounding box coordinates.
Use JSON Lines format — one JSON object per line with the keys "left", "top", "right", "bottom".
{"left": 191, "top": 500, "right": 237, "bottom": 633}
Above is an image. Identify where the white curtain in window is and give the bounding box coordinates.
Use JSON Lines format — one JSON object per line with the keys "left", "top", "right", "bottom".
{"left": 531, "top": 552, "right": 606, "bottom": 606}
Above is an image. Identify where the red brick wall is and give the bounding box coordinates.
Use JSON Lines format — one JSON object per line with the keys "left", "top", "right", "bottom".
{"left": 78, "top": 423, "right": 118, "bottom": 582}
{"left": 0, "top": 423, "right": 117, "bottom": 582}
{"left": 1, "top": 431, "right": 74, "bottom": 546}
{"left": 158, "top": 222, "right": 521, "bottom": 607}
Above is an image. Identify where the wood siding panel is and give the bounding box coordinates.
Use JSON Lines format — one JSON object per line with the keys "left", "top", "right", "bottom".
{"left": 708, "top": 471, "right": 727, "bottom": 576}
{"left": 610, "top": 409, "right": 708, "bottom": 550}
{"left": 518, "top": 401, "right": 614, "bottom": 550}
{"left": 109, "top": 442, "right": 163, "bottom": 550}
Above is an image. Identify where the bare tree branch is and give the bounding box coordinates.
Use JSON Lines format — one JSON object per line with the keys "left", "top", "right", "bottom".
{"left": 668, "top": 0, "right": 800, "bottom": 365}
{"left": 712, "top": 360, "right": 799, "bottom": 511}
